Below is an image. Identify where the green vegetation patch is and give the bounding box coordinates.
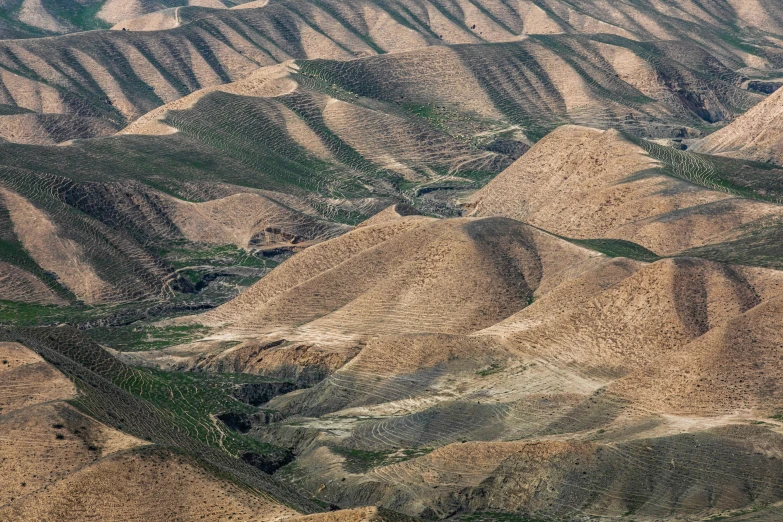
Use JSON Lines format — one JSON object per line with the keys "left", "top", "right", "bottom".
{"left": 330, "top": 445, "right": 433, "bottom": 473}
{"left": 0, "top": 104, "right": 33, "bottom": 116}
{"left": 2, "top": 327, "right": 287, "bottom": 456}
{"left": 39, "top": 0, "right": 112, "bottom": 31}
{"left": 105, "top": 366, "right": 289, "bottom": 454}
{"left": 160, "top": 243, "right": 274, "bottom": 270}
{"left": 450, "top": 512, "right": 548, "bottom": 522}
{"left": 84, "top": 323, "right": 212, "bottom": 352}
{"left": 476, "top": 363, "right": 504, "bottom": 377}
{"left": 0, "top": 301, "right": 95, "bottom": 326}
{"left": 624, "top": 134, "right": 783, "bottom": 203}
{"left": 573, "top": 238, "right": 661, "bottom": 263}
{"left": 0, "top": 326, "right": 318, "bottom": 511}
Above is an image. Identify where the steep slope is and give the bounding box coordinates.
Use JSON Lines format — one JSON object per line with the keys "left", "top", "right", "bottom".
{"left": 0, "top": 0, "right": 256, "bottom": 37}
{"left": 693, "top": 85, "right": 783, "bottom": 165}
{"left": 300, "top": 34, "right": 762, "bottom": 143}
{"left": 0, "top": 185, "right": 168, "bottom": 304}
{"left": 0, "top": 0, "right": 778, "bottom": 144}
{"left": 0, "top": 340, "right": 308, "bottom": 521}
{"left": 266, "top": 256, "right": 783, "bottom": 420}
{"left": 468, "top": 125, "right": 783, "bottom": 257}
{"left": 612, "top": 293, "right": 783, "bottom": 416}
{"left": 199, "top": 215, "right": 595, "bottom": 336}
{"left": 0, "top": 174, "right": 353, "bottom": 306}
{"left": 245, "top": 253, "right": 783, "bottom": 520}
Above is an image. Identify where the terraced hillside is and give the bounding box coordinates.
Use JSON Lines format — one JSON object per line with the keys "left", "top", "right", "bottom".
{"left": 468, "top": 125, "right": 783, "bottom": 267}
{"left": 125, "top": 208, "right": 783, "bottom": 521}
{"left": 0, "top": 0, "right": 257, "bottom": 38}
{"left": 0, "top": 59, "right": 517, "bottom": 316}
{"left": 1, "top": 0, "right": 782, "bottom": 144}
{"left": 693, "top": 82, "right": 783, "bottom": 165}
{"left": 4, "top": 1, "right": 783, "bottom": 521}
{"left": 297, "top": 34, "right": 763, "bottom": 142}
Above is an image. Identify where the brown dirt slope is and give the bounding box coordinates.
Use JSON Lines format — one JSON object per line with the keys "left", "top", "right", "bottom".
{"left": 0, "top": 186, "right": 169, "bottom": 304}
{"left": 348, "top": 427, "right": 783, "bottom": 519}
{"left": 0, "top": 0, "right": 778, "bottom": 144}
{"left": 0, "top": 113, "right": 118, "bottom": 145}
{"left": 0, "top": 340, "right": 312, "bottom": 521}
{"left": 0, "top": 262, "right": 65, "bottom": 305}
{"left": 0, "top": 341, "right": 76, "bottom": 413}
{"left": 136, "top": 213, "right": 597, "bottom": 384}
{"left": 484, "top": 257, "right": 783, "bottom": 375}
{"left": 301, "top": 35, "right": 762, "bottom": 143}
{"left": 0, "top": 445, "right": 299, "bottom": 521}
{"left": 3, "top": 0, "right": 783, "bottom": 53}
{"left": 468, "top": 125, "right": 783, "bottom": 255}
{"left": 612, "top": 293, "right": 783, "bottom": 416}
{"left": 201, "top": 215, "right": 596, "bottom": 337}
{"left": 693, "top": 86, "right": 783, "bottom": 165}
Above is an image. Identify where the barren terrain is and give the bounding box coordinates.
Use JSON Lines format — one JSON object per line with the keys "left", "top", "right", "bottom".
{"left": 3, "top": 1, "right": 783, "bottom": 521}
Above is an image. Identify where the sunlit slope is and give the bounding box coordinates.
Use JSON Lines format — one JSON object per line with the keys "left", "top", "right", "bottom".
{"left": 126, "top": 212, "right": 600, "bottom": 382}
{"left": 0, "top": 59, "right": 516, "bottom": 306}
{"left": 0, "top": 0, "right": 256, "bottom": 38}
{"left": 0, "top": 340, "right": 306, "bottom": 521}
{"left": 199, "top": 216, "right": 596, "bottom": 335}
{"left": 249, "top": 252, "right": 783, "bottom": 519}
{"left": 0, "top": 0, "right": 780, "bottom": 144}
{"left": 299, "top": 34, "right": 762, "bottom": 143}
{"left": 693, "top": 85, "right": 783, "bottom": 165}
{"left": 468, "top": 125, "right": 783, "bottom": 266}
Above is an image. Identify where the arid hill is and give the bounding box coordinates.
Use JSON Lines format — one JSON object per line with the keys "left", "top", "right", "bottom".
{"left": 4, "top": 0, "right": 783, "bottom": 520}
{"left": 0, "top": 0, "right": 256, "bottom": 38}
{"left": 693, "top": 85, "right": 783, "bottom": 165}
{"left": 0, "top": 0, "right": 781, "bottom": 144}
{"left": 468, "top": 125, "right": 783, "bottom": 262}
{"left": 0, "top": 341, "right": 302, "bottom": 521}
{"left": 237, "top": 249, "right": 783, "bottom": 519}
{"left": 0, "top": 57, "right": 519, "bottom": 307}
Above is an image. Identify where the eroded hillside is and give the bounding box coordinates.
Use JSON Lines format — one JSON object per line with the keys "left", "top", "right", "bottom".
{"left": 4, "top": 1, "right": 783, "bottom": 521}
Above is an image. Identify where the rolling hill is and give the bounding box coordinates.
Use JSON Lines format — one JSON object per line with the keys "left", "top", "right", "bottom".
{"left": 468, "top": 125, "right": 783, "bottom": 263}
{"left": 0, "top": 0, "right": 256, "bottom": 38}
{"left": 0, "top": 0, "right": 781, "bottom": 145}
{"left": 4, "top": 1, "right": 783, "bottom": 521}
{"left": 693, "top": 83, "right": 783, "bottom": 165}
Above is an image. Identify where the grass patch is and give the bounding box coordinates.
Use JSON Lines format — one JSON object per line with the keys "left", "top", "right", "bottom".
{"left": 0, "top": 326, "right": 318, "bottom": 511}
{"left": 330, "top": 446, "right": 433, "bottom": 473}
{"left": 84, "top": 323, "right": 211, "bottom": 352}
{"left": 573, "top": 238, "right": 661, "bottom": 262}
{"left": 451, "top": 513, "right": 548, "bottom": 522}
{"left": 0, "top": 301, "right": 90, "bottom": 326}
{"left": 683, "top": 218, "right": 783, "bottom": 270}
{"left": 476, "top": 363, "right": 504, "bottom": 377}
